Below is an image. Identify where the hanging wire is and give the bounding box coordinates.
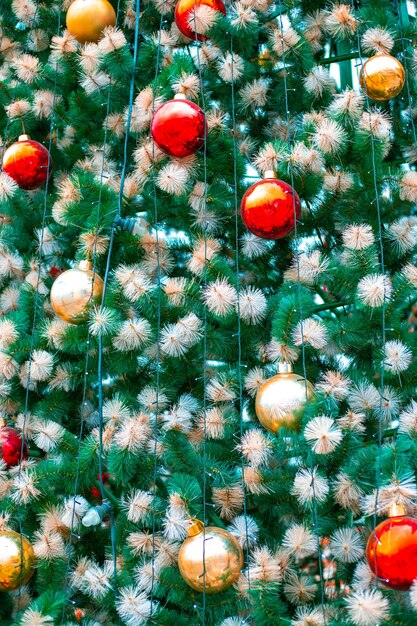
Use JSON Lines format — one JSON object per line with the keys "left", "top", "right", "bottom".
{"left": 94, "top": 0, "right": 143, "bottom": 596}
{"left": 149, "top": 0, "right": 166, "bottom": 613}
{"left": 192, "top": 9, "right": 209, "bottom": 623}
{"left": 277, "top": 6, "right": 327, "bottom": 621}
{"left": 61, "top": 0, "right": 124, "bottom": 616}
{"left": 16, "top": 0, "right": 63, "bottom": 609}
{"left": 349, "top": 0, "right": 387, "bottom": 538}
{"left": 230, "top": 33, "right": 251, "bottom": 589}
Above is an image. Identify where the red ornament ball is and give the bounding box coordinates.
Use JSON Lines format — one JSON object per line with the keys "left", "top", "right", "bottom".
{"left": 175, "top": 0, "right": 226, "bottom": 41}
{"left": 240, "top": 174, "right": 301, "bottom": 239}
{"left": 2, "top": 135, "right": 50, "bottom": 191}
{"left": 91, "top": 472, "right": 110, "bottom": 500}
{"left": 366, "top": 512, "right": 417, "bottom": 590}
{"left": 0, "top": 426, "right": 28, "bottom": 468}
{"left": 49, "top": 266, "right": 64, "bottom": 279}
{"left": 151, "top": 95, "right": 207, "bottom": 158}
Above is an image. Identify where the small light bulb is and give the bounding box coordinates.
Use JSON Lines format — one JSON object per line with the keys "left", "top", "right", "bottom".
{"left": 82, "top": 508, "right": 101, "bottom": 527}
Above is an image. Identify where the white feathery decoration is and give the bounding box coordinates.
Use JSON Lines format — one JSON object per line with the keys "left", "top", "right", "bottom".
{"left": 292, "top": 467, "right": 329, "bottom": 505}
{"left": 239, "top": 78, "right": 269, "bottom": 110}
{"left": 112, "top": 318, "right": 152, "bottom": 352}
{"left": 388, "top": 217, "right": 417, "bottom": 254}
{"left": 292, "top": 606, "right": 325, "bottom": 626}
{"left": 282, "top": 524, "right": 317, "bottom": 559}
{"left": 304, "top": 415, "right": 342, "bottom": 455}
{"left": 60, "top": 495, "right": 89, "bottom": 528}
{"left": 324, "top": 3, "right": 356, "bottom": 38}
{"left": 357, "top": 273, "right": 392, "bottom": 308}
{"left": 400, "top": 171, "right": 417, "bottom": 202}
{"left": 333, "top": 471, "right": 364, "bottom": 514}
{"left": 348, "top": 381, "right": 380, "bottom": 412}
{"left": 156, "top": 163, "right": 189, "bottom": 196}
{"left": 244, "top": 366, "right": 265, "bottom": 397}
{"left": 316, "top": 370, "right": 350, "bottom": 400}
{"left": 228, "top": 515, "right": 259, "bottom": 548}
{"left": 0, "top": 172, "right": 19, "bottom": 201}
{"left": 11, "top": 469, "right": 41, "bottom": 505}
{"left": 217, "top": 52, "right": 245, "bottom": 83}
{"left": 303, "top": 66, "right": 334, "bottom": 98}
{"left": 237, "top": 286, "right": 267, "bottom": 324}
{"left": 330, "top": 526, "right": 364, "bottom": 563}
{"left": 312, "top": 118, "right": 346, "bottom": 154}
{"left": 352, "top": 560, "right": 375, "bottom": 591}
{"left": 361, "top": 27, "right": 394, "bottom": 54}
{"left": 328, "top": 88, "right": 364, "bottom": 119}
{"left": 19, "top": 609, "right": 54, "bottom": 626}
{"left": 123, "top": 490, "right": 153, "bottom": 524}
{"left": 137, "top": 385, "right": 169, "bottom": 412}
{"left": 283, "top": 572, "right": 317, "bottom": 605}
{"left": 103, "top": 395, "right": 131, "bottom": 424}
{"left": 345, "top": 588, "right": 389, "bottom": 626}
{"left": 342, "top": 224, "right": 374, "bottom": 250}
{"left": 203, "top": 278, "right": 237, "bottom": 316}
{"left": 384, "top": 339, "right": 412, "bottom": 373}
{"left": 359, "top": 109, "right": 391, "bottom": 141}
{"left": 323, "top": 169, "right": 354, "bottom": 193}
{"left": 239, "top": 429, "right": 272, "bottom": 467}
{"left": 293, "top": 317, "right": 328, "bottom": 350}
{"left": 160, "top": 313, "right": 202, "bottom": 357}
{"left": 116, "top": 585, "right": 154, "bottom": 625}
{"left": 32, "top": 419, "right": 64, "bottom": 452}
{"left": 399, "top": 400, "right": 417, "bottom": 436}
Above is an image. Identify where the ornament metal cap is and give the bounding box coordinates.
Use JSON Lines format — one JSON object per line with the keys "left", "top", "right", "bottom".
{"left": 18, "top": 134, "right": 30, "bottom": 142}
{"left": 186, "top": 518, "right": 204, "bottom": 536}
{"left": 264, "top": 170, "right": 276, "bottom": 179}
{"left": 78, "top": 259, "right": 93, "bottom": 272}
{"left": 174, "top": 93, "right": 187, "bottom": 100}
{"left": 388, "top": 502, "right": 407, "bottom": 517}
{"left": 278, "top": 362, "right": 293, "bottom": 373}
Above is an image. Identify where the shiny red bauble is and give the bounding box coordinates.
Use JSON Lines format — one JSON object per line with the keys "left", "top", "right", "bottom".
{"left": 151, "top": 95, "right": 207, "bottom": 159}
{"left": 366, "top": 512, "right": 417, "bottom": 590}
{"left": 2, "top": 135, "right": 50, "bottom": 191}
{"left": 0, "top": 426, "right": 28, "bottom": 468}
{"left": 175, "top": 0, "right": 226, "bottom": 41}
{"left": 240, "top": 173, "right": 301, "bottom": 239}
{"left": 90, "top": 472, "right": 110, "bottom": 500}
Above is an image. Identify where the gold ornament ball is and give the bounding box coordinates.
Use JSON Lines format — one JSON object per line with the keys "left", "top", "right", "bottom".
{"left": 66, "top": 0, "right": 116, "bottom": 43}
{"left": 255, "top": 363, "right": 314, "bottom": 433}
{"left": 0, "top": 531, "right": 35, "bottom": 592}
{"left": 359, "top": 53, "right": 405, "bottom": 101}
{"left": 50, "top": 260, "right": 104, "bottom": 325}
{"left": 178, "top": 520, "right": 243, "bottom": 594}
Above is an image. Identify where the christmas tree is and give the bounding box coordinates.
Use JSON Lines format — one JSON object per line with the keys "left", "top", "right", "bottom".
{"left": 1, "top": 0, "right": 417, "bottom": 623}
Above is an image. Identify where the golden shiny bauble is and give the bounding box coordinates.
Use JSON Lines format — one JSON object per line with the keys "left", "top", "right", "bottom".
{"left": 178, "top": 520, "right": 243, "bottom": 593}
{"left": 66, "top": 0, "right": 116, "bottom": 43}
{"left": 255, "top": 363, "right": 314, "bottom": 433}
{"left": 359, "top": 53, "right": 405, "bottom": 101}
{"left": 0, "top": 531, "right": 35, "bottom": 591}
{"left": 50, "top": 260, "right": 104, "bottom": 325}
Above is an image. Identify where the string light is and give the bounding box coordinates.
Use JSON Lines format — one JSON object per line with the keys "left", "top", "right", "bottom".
{"left": 16, "top": 0, "right": 63, "bottom": 609}
{"left": 349, "top": 0, "right": 387, "bottom": 542}
{"left": 150, "top": 0, "right": 166, "bottom": 614}
{"left": 192, "top": 6, "right": 209, "bottom": 621}
{"left": 230, "top": 32, "right": 251, "bottom": 589}
{"left": 277, "top": 4, "right": 327, "bottom": 621}
{"left": 62, "top": 0, "right": 127, "bottom": 612}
